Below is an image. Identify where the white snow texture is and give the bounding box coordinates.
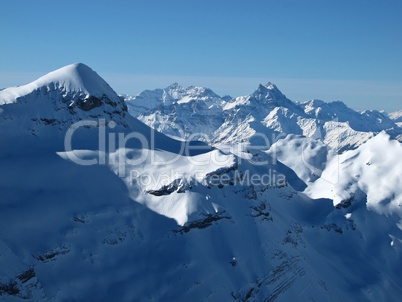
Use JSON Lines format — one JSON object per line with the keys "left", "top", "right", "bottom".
{"left": 1, "top": 63, "right": 402, "bottom": 301}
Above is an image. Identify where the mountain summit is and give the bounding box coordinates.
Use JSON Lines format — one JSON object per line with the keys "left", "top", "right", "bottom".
{"left": 34, "top": 63, "right": 119, "bottom": 100}
{"left": 0, "top": 63, "right": 120, "bottom": 105}
{"left": 254, "top": 82, "right": 288, "bottom": 102}
{"left": 0, "top": 63, "right": 128, "bottom": 135}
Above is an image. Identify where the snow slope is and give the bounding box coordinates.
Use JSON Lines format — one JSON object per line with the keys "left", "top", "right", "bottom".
{"left": 1, "top": 64, "right": 402, "bottom": 301}
{"left": 305, "top": 131, "right": 402, "bottom": 213}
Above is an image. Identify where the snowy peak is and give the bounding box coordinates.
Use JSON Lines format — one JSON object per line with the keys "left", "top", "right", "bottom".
{"left": 251, "top": 82, "right": 286, "bottom": 100}
{"left": 125, "top": 83, "right": 225, "bottom": 111}
{"left": 257, "top": 82, "right": 281, "bottom": 94}
{"left": 223, "top": 82, "right": 291, "bottom": 110}
{"left": 247, "top": 82, "right": 299, "bottom": 112}
{"left": 35, "top": 63, "right": 119, "bottom": 100}
{"left": 301, "top": 99, "right": 349, "bottom": 120}
{"left": 0, "top": 63, "right": 121, "bottom": 105}
{"left": 124, "top": 83, "right": 228, "bottom": 141}
{"left": 253, "top": 82, "right": 285, "bottom": 101}
{"left": 0, "top": 63, "right": 128, "bottom": 133}
{"left": 167, "top": 82, "right": 181, "bottom": 90}
{"left": 165, "top": 82, "right": 222, "bottom": 103}
{"left": 301, "top": 98, "right": 398, "bottom": 133}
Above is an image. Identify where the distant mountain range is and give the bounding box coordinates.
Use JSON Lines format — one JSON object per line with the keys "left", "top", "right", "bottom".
{"left": 124, "top": 82, "right": 402, "bottom": 151}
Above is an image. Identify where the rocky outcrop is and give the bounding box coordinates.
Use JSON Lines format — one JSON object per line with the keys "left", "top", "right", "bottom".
{"left": 147, "top": 179, "right": 189, "bottom": 196}
{"left": 175, "top": 211, "right": 231, "bottom": 234}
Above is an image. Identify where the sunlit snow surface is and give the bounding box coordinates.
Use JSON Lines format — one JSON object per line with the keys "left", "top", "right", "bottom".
{"left": 1, "top": 64, "right": 402, "bottom": 301}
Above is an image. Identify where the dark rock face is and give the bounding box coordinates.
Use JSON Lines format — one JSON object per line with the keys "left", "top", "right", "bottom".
{"left": 250, "top": 202, "right": 273, "bottom": 222}
{"left": 17, "top": 268, "right": 36, "bottom": 284}
{"left": 147, "top": 179, "right": 189, "bottom": 196}
{"left": 75, "top": 96, "right": 103, "bottom": 111}
{"left": 175, "top": 211, "right": 231, "bottom": 234}
{"left": 0, "top": 268, "right": 38, "bottom": 299}
{"left": 68, "top": 93, "right": 126, "bottom": 113}
{"left": 335, "top": 195, "right": 354, "bottom": 209}
{"left": 0, "top": 281, "right": 19, "bottom": 296}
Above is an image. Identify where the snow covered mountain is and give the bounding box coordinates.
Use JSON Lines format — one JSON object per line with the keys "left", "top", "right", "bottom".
{"left": 125, "top": 83, "right": 402, "bottom": 151}
{"left": 389, "top": 110, "right": 402, "bottom": 127}
{"left": 124, "top": 83, "right": 228, "bottom": 141}
{"left": 1, "top": 64, "right": 402, "bottom": 301}
{"left": 0, "top": 62, "right": 128, "bottom": 153}
{"left": 0, "top": 63, "right": 127, "bottom": 124}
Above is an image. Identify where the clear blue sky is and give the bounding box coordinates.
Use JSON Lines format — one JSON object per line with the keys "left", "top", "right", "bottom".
{"left": 1, "top": 0, "right": 401, "bottom": 112}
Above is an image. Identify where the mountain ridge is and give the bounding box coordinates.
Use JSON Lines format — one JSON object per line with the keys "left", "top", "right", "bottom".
{"left": 125, "top": 82, "right": 402, "bottom": 150}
